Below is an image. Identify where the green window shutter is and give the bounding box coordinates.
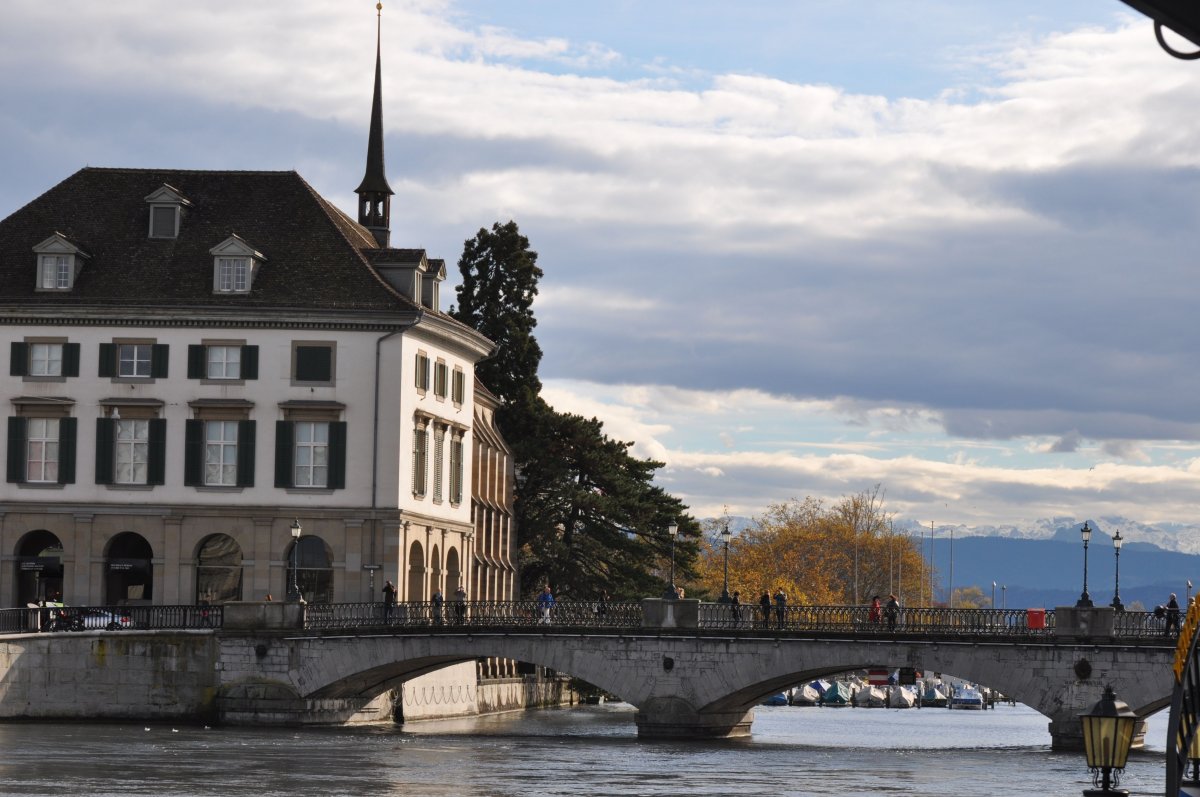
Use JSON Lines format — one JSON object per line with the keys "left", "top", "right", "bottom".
{"left": 274, "top": 421, "right": 294, "bottom": 488}
{"left": 184, "top": 419, "right": 203, "bottom": 486}
{"left": 147, "top": 418, "right": 167, "bottom": 485}
{"left": 236, "top": 419, "right": 256, "bottom": 487}
{"left": 241, "top": 345, "right": 259, "bottom": 380}
{"left": 10, "top": 342, "right": 28, "bottom": 377}
{"left": 328, "top": 421, "right": 347, "bottom": 490}
{"left": 6, "top": 416, "right": 26, "bottom": 482}
{"left": 62, "top": 343, "right": 80, "bottom": 377}
{"left": 98, "top": 343, "right": 116, "bottom": 377}
{"left": 58, "top": 417, "right": 77, "bottom": 484}
{"left": 151, "top": 344, "right": 170, "bottom": 378}
{"left": 94, "top": 417, "right": 115, "bottom": 485}
{"left": 295, "top": 346, "right": 331, "bottom": 382}
{"left": 187, "top": 345, "right": 206, "bottom": 379}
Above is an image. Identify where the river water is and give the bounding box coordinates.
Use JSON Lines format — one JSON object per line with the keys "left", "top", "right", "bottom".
{"left": 0, "top": 703, "right": 1172, "bottom": 797}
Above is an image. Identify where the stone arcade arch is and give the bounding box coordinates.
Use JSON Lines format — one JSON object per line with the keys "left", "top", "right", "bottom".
{"left": 287, "top": 536, "right": 333, "bottom": 603}
{"left": 406, "top": 541, "right": 425, "bottom": 601}
{"left": 104, "top": 531, "right": 153, "bottom": 605}
{"left": 196, "top": 534, "right": 244, "bottom": 604}
{"left": 13, "top": 530, "right": 64, "bottom": 606}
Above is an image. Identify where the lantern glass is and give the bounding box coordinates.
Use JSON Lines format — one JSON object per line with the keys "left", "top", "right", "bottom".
{"left": 1081, "top": 522, "right": 1092, "bottom": 544}
{"left": 1080, "top": 686, "right": 1138, "bottom": 771}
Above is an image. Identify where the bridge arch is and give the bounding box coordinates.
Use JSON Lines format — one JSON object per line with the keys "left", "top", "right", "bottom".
{"left": 215, "top": 631, "right": 1175, "bottom": 747}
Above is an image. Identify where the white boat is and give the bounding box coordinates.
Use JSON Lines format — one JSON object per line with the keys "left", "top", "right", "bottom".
{"left": 888, "top": 686, "right": 918, "bottom": 708}
{"left": 950, "top": 685, "right": 985, "bottom": 710}
{"left": 853, "top": 685, "right": 887, "bottom": 707}
{"left": 790, "top": 684, "right": 821, "bottom": 706}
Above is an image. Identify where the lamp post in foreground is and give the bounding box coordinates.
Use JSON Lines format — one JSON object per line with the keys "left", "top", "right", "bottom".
{"left": 1079, "top": 685, "right": 1137, "bottom": 796}
{"left": 289, "top": 519, "right": 303, "bottom": 602}
{"left": 717, "top": 521, "right": 732, "bottom": 603}
{"left": 1110, "top": 530, "right": 1124, "bottom": 611}
{"left": 662, "top": 521, "right": 679, "bottom": 599}
{"left": 1077, "top": 521, "right": 1094, "bottom": 608}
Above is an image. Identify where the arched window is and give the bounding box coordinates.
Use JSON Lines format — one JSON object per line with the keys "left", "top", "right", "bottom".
{"left": 105, "top": 531, "right": 153, "bottom": 605}
{"left": 407, "top": 540, "right": 425, "bottom": 602}
{"left": 196, "top": 534, "right": 243, "bottom": 604}
{"left": 15, "top": 530, "right": 64, "bottom": 606}
{"left": 287, "top": 536, "right": 333, "bottom": 604}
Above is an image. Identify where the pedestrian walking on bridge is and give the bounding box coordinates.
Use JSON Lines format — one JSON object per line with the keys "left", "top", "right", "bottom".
{"left": 773, "top": 587, "right": 787, "bottom": 628}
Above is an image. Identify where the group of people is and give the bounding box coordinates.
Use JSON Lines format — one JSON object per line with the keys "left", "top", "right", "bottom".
{"left": 381, "top": 579, "right": 468, "bottom": 624}
{"left": 868, "top": 594, "right": 902, "bottom": 630}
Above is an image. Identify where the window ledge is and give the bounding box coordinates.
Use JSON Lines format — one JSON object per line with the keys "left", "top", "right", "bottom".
{"left": 22, "top": 375, "right": 67, "bottom": 383}
{"left": 105, "top": 484, "right": 156, "bottom": 491}
{"left": 200, "top": 378, "right": 246, "bottom": 386}
{"left": 193, "top": 486, "right": 245, "bottom": 493}
{"left": 285, "top": 487, "right": 335, "bottom": 495}
{"left": 17, "top": 482, "right": 65, "bottom": 490}
{"left": 112, "top": 377, "right": 157, "bottom": 384}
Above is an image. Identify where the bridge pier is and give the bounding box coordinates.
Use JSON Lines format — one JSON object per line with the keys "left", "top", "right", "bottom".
{"left": 634, "top": 697, "right": 753, "bottom": 739}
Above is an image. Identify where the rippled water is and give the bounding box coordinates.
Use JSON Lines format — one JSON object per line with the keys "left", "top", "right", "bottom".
{"left": 0, "top": 703, "right": 1171, "bottom": 796}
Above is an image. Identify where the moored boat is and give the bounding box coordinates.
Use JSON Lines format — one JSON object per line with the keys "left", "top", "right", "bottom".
{"left": 921, "top": 684, "right": 948, "bottom": 708}
{"left": 950, "top": 685, "right": 985, "bottom": 710}
{"left": 888, "top": 686, "right": 918, "bottom": 708}
{"left": 820, "top": 681, "right": 853, "bottom": 706}
{"left": 790, "top": 684, "right": 821, "bottom": 706}
{"left": 761, "top": 692, "right": 789, "bottom": 706}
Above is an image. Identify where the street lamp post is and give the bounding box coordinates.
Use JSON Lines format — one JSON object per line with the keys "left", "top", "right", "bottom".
{"left": 1110, "top": 531, "right": 1124, "bottom": 611}
{"left": 662, "top": 521, "right": 679, "bottom": 599}
{"left": 992, "top": 580, "right": 996, "bottom": 609}
{"left": 1079, "top": 685, "right": 1137, "bottom": 796}
{"left": 289, "top": 519, "right": 303, "bottom": 602}
{"left": 1002, "top": 584, "right": 1007, "bottom": 610}
{"left": 717, "top": 521, "right": 732, "bottom": 603}
{"left": 1077, "top": 521, "right": 1094, "bottom": 608}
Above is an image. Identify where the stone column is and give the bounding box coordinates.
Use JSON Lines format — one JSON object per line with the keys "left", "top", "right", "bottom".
{"left": 162, "top": 515, "right": 184, "bottom": 604}
{"left": 634, "top": 697, "right": 753, "bottom": 739}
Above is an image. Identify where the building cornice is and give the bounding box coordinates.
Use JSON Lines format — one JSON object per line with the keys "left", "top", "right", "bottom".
{"left": 0, "top": 304, "right": 421, "bottom": 332}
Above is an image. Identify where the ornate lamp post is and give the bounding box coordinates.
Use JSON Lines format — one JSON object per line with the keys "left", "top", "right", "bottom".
{"left": 1079, "top": 685, "right": 1137, "bottom": 796}
{"left": 717, "top": 521, "right": 732, "bottom": 604}
{"left": 289, "top": 519, "right": 303, "bottom": 602}
{"left": 662, "top": 521, "right": 679, "bottom": 599}
{"left": 1110, "top": 531, "right": 1124, "bottom": 611}
{"left": 1002, "top": 584, "right": 1007, "bottom": 610}
{"left": 1077, "top": 521, "right": 1094, "bottom": 608}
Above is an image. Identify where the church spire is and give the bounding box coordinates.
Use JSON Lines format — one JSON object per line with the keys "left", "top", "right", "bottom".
{"left": 356, "top": 2, "right": 394, "bottom": 248}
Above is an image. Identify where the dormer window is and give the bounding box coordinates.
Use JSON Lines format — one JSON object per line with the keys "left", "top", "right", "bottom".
{"left": 32, "top": 233, "right": 89, "bottom": 292}
{"left": 144, "top": 184, "right": 192, "bottom": 240}
{"left": 209, "top": 235, "right": 265, "bottom": 294}
{"left": 217, "top": 258, "right": 248, "bottom": 292}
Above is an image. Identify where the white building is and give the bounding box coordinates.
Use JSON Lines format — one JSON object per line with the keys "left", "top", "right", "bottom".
{"left": 0, "top": 23, "right": 517, "bottom": 618}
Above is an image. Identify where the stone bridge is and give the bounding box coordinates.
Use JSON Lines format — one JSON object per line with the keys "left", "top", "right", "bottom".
{"left": 0, "top": 600, "right": 1176, "bottom": 749}
{"left": 211, "top": 604, "right": 1176, "bottom": 748}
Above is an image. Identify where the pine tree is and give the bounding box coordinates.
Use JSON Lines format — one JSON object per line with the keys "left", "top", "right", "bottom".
{"left": 451, "top": 220, "right": 696, "bottom": 599}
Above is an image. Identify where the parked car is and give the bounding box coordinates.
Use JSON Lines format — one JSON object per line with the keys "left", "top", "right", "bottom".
{"left": 46, "top": 607, "right": 133, "bottom": 632}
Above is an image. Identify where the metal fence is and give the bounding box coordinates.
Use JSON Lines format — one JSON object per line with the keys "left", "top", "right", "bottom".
{"left": 0, "top": 604, "right": 221, "bottom": 634}
{"left": 0, "top": 600, "right": 1170, "bottom": 643}
{"left": 303, "top": 599, "right": 641, "bottom": 631}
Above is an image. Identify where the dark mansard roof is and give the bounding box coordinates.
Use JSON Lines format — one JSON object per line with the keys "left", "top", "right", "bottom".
{"left": 0, "top": 167, "right": 426, "bottom": 314}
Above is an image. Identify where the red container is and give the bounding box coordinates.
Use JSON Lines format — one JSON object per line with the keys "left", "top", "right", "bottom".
{"left": 1027, "top": 608, "right": 1046, "bottom": 630}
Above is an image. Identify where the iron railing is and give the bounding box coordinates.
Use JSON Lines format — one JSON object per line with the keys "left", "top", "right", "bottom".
{"left": 0, "top": 604, "right": 222, "bottom": 633}
{"left": 0, "top": 600, "right": 1169, "bottom": 643}
{"left": 304, "top": 599, "right": 641, "bottom": 631}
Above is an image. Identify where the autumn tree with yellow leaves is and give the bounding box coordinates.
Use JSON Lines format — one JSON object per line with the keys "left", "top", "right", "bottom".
{"left": 692, "top": 487, "right": 932, "bottom": 607}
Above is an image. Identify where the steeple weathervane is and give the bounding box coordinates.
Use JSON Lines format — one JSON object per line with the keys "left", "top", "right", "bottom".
{"left": 356, "top": 2, "right": 394, "bottom": 248}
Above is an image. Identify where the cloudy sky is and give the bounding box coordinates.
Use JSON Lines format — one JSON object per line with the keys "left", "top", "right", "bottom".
{"left": 3, "top": 1, "right": 1200, "bottom": 530}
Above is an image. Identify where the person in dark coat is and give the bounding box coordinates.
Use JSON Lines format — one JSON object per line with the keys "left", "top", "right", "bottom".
{"left": 1166, "top": 593, "right": 1181, "bottom": 635}
{"left": 759, "top": 591, "right": 771, "bottom": 628}
{"left": 382, "top": 580, "right": 397, "bottom": 621}
{"left": 730, "top": 590, "right": 741, "bottom": 628}
{"left": 885, "top": 594, "right": 900, "bottom": 631}
{"left": 773, "top": 587, "right": 787, "bottom": 628}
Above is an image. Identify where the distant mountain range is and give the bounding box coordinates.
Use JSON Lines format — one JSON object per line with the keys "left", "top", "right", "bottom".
{"left": 716, "top": 515, "right": 1200, "bottom": 611}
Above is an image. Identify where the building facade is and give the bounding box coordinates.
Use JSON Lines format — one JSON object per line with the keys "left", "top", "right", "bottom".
{"left": 0, "top": 24, "right": 517, "bottom": 618}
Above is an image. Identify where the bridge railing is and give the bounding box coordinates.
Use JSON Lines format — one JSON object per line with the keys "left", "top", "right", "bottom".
{"left": 697, "top": 603, "right": 1058, "bottom": 636}
{"left": 303, "top": 599, "right": 643, "bottom": 631}
{"left": 0, "top": 604, "right": 222, "bottom": 633}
